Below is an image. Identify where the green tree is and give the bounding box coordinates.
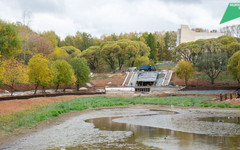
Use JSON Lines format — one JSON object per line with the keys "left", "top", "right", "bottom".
{"left": 163, "top": 32, "right": 173, "bottom": 61}
{"left": 28, "top": 54, "right": 54, "bottom": 94}
{"left": 81, "top": 46, "right": 100, "bottom": 72}
{"left": 227, "top": 42, "right": 240, "bottom": 58}
{"left": 173, "top": 42, "right": 200, "bottom": 65}
{"left": 74, "top": 32, "right": 94, "bottom": 51}
{"left": 227, "top": 51, "right": 240, "bottom": 83}
{"left": 175, "top": 60, "right": 195, "bottom": 87}
{"left": 0, "top": 20, "right": 22, "bottom": 60}
{"left": 134, "top": 56, "right": 150, "bottom": 67}
{"left": 101, "top": 42, "right": 120, "bottom": 72}
{"left": 144, "top": 33, "right": 158, "bottom": 62}
{"left": 3, "top": 59, "right": 28, "bottom": 95}
{"left": 52, "top": 60, "right": 75, "bottom": 91}
{"left": 61, "top": 46, "right": 81, "bottom": 58}
{"left": 196, "top": 53, "right": 228, "bottom": 85}
{"left": 70, "top": 57, "right": 90, "bottom": 91}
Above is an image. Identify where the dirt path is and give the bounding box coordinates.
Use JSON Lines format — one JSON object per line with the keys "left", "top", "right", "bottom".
{"left": 0, "top": 95, "right": 100, "bottom": 115}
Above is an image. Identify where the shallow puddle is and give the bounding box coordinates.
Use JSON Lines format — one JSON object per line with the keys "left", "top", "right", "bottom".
{"left": 67, "top": 114, "right": 240, "bottom": 150}
{"left": 201, "top": 116, "right": 240, "bottom": 124}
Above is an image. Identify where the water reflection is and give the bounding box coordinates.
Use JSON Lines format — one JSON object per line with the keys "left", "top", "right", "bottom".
{"left": 82, "top": 116, "right": 240, "bottom": 150}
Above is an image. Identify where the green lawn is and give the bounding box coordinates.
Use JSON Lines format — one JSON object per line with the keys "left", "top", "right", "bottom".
{"left": 193, "top": 71, "right": 236, "bottom": 84}
{"left": 155, "top": 65, "right": 176, "bottom": 70}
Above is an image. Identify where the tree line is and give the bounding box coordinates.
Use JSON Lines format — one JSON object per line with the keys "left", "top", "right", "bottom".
{"left": 0, "top": 19, "right": 177, "bottom": 94}
{"left": 1, "top": 18, "right": 240, "bottom": 91}
{"left": 174, "top": 35, "right": 240, "bottom": 86}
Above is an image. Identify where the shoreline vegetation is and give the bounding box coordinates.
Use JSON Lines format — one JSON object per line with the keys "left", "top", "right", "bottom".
{"left": 1, "top": 96, "right": 240, "bottom": 137}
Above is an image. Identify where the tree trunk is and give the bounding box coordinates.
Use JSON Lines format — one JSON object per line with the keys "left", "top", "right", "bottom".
{"left": 76, "top": 84, "right": 79, "bottom": 91}
{"left": 34, "top": 82, "right": 39, "bottom": 95}
{"left": 11, "top": 82, "right": 14, "bottom": 96}
{"left": 42, "top": 87, "right": 46, "bottom": 96}
{"left": 55, "top": 84, "right": 59, "bottom": 92}
{"left": 185, "top": 78, "right": 188, "bottom": 88}
{"left": 211, "top": 78, "right": 215, "bottom": 86}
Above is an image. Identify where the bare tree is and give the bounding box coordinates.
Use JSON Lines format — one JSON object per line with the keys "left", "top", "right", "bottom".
{"left": 220, "top": 24, "right": 240, "bottom": 37}
{"left": 22, "top": 11, "right": 32, "bottom": 63}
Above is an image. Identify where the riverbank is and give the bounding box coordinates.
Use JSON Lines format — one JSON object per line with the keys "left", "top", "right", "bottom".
{"left": 1, "top": 105, "right": 240, "bottom": 150}
{"left": 0, "top": 96, "right": 212, "bottom": 134}
{"left": 2, "top": 96, "right": 240, "bottom": 149}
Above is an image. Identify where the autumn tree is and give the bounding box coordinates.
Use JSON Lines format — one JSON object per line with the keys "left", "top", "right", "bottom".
{"left": 228, "top": 51, "right": 240, "bottom": 83}
{"left": 28, "top": 33, "right": 54, "bottom": 56}
{"left": 196, "top": 53, "right": 228, "bottom": 85}
{"left": 0, "top": 20, "right": 22, "bottom": 60}
{"left": 52, "top": 60, "right": 75, "bottom": 91}
{"left": 3, "top": 59, "right": 28, "bottom": 95}
{"left": 28, "top": 54, "right": 54, "bottom": 94}
{"left": 40, "top": 31, "right": 60, "bottom": 47}
{"left": 70, "top": 57, "right": 90, "bottom": 91}
{"left": 175, "top": 60, "right": 195, "bottom": 87}
{"left": 0, "top": 60, "right": 4, "bottom": 82}
{"left": 49, "top": 47, "right": 70, "bottom": 61}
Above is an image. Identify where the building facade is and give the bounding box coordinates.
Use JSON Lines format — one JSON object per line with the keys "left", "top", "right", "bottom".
{"left": 176, "top": 25, "right": 224, "bottom": 46}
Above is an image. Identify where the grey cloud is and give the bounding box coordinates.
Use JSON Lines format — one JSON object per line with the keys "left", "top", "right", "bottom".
{"left": 8, "top": 0, "right": 65, "bottom": 14}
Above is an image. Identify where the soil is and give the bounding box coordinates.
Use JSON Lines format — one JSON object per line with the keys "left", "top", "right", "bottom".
{"left": 0, "top": 95, "right": 100, "bottom": 115}
{"left": 91, "top": 73, "right": 126, "bottom": 88}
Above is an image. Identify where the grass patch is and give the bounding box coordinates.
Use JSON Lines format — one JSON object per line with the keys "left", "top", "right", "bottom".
{"left": 155, "top": 65, "right": 176, "bottom": 70}
{"left": 200, "top": 102, "right": 235, "bottom": 108}
{"left": 91, "top": 74, "right": 109, "bottom": 80}
{"left": 0, "top": 96, "right": 212, "bottom": 135}
{"left": 194, "top": 71, "right": 236, "bottom": 83}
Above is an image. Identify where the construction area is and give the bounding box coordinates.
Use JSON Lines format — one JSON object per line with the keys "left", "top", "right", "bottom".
{"left": 105, "top": 66, "right": 179, "bottom": 96}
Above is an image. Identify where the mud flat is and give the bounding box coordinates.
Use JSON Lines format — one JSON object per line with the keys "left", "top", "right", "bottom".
{"left": 1, "top": 105, "right": 240, "bottom": 150}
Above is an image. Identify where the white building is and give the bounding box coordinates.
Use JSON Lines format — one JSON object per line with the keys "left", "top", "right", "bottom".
{"left": 176, "top": 25, "right": 224, "bottom": 46}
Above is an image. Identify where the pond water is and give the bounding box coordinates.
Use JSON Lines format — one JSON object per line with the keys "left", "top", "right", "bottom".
{"left": 66, "top": 110, "right": 240, "bottom": 150}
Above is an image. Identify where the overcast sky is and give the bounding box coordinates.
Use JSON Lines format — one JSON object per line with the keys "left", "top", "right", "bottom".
{"left": 0, "top": 0, "right": 239, "bottom": 39}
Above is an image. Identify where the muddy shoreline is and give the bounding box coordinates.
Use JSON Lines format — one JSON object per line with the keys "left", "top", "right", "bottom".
{"left": 1, "top": 105, "right": 240, "bottom": 150}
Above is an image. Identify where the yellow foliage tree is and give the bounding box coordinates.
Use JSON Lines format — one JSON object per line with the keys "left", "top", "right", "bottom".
{"left": 52, "top": 60, "right": 75, "bottom": 92}
{"left": 228, "top": 51, "right": 240, "bottom": 83}
{"left": 49, "top": 47, "right": 70, "bottom": 61}
{"left": 175, "top": 60, "right": 195, "bottom": 87}
{"left": 3, "top": 59, "right": 28, "bottom": 95}
{"left": 28, "top": 54, "right": 54, "bottom": 94}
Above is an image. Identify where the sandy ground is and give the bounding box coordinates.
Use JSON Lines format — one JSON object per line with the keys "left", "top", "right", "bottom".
{"left": 0, "top": 95, "right": 100, "bottom": 115}
{"left": 1, "top": 105, "right": 240, "bottom": 150}
{"left": 91, "top": 73, "right": 126, "bottom": 88}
